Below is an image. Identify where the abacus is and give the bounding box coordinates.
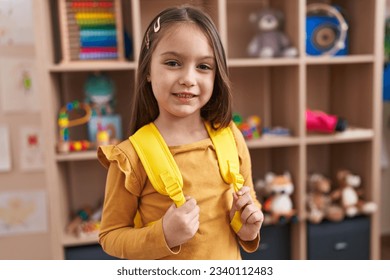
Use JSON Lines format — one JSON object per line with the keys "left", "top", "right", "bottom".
{"left": 58, "top": 0, "right": 125, "bottom": 62}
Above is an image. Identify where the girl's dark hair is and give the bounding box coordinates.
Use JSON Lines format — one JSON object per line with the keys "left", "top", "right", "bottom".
{"left": 129, "top": 5, "right": 233, "bottom": 135}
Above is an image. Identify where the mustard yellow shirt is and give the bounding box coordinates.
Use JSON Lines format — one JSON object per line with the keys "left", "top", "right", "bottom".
{"left": 97, "top": 122, "right": 260, "bottom": 260}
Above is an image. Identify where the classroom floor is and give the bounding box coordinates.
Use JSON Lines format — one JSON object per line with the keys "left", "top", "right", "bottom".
{"left": 381, "top": 235, "right": 390, "bottom": 259}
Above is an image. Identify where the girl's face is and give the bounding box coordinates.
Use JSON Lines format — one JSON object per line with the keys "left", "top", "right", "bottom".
{"left": 149, "top": 23, "right": 216, "bottom": 122}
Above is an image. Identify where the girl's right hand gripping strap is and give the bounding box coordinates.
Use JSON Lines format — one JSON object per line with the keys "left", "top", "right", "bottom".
{"left": 228, "top": 161, "right": 244, "bottom": 233}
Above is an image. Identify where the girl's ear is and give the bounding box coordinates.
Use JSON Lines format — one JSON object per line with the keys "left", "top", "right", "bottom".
{"left": 147, "top": 75, "right": 151, "bottom": 82}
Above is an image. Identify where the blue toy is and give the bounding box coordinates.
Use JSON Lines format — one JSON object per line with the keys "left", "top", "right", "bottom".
{"left": 306, "top": 4, "right": 349, "bottom": 56}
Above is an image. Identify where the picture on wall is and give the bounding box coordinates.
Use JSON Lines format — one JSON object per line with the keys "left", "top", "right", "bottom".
{"left": 19, "top": 126, "right": 45, "bottom": 172}
{"left": 0, "top": 57, "right": 40, "bottom": 113}
{"left": 0, "top": 0, "right": 34, "bottom": 47}
{"left": 0, "top": 190, "right": 47, "bottom": 237}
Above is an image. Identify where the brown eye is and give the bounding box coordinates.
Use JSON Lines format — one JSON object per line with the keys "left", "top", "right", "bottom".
{"left": 198, "top": 64, "right": 212, "bottom": 70}
{"left": 165, "top": 60, "right": 180, "bottom": 67}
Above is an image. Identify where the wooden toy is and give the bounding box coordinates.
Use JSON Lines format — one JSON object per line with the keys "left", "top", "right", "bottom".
{"left": 58, "top": 0, "right": 125, "bottom": 62}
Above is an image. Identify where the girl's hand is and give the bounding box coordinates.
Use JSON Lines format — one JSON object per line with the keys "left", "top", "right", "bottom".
{"left": 162, "top": 197, "right": 200, "bottom": 248}
{"left": 230, "top": 186, "right": 264, "bottom": 241}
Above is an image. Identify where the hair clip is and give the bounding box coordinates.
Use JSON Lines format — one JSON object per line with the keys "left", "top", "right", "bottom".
{"left": 154, "top": 17, "right": 161, "bottom": 33}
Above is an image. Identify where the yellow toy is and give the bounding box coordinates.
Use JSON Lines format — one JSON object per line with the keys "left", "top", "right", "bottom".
{"left": 129, "top": 122, "right": 246, "bottom": 233}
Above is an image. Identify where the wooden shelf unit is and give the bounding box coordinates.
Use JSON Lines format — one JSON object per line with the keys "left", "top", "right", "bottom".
{"left": 34, "top": 0, "right": 384, "bottom": 259}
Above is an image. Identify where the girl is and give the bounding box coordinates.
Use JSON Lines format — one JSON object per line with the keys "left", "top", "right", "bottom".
{"left": 98, "top": 5, "right": 263, "bottom": 260}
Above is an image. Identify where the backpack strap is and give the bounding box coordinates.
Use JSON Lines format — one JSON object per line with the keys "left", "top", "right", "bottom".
{"left": 130, "top": 122, "right": 244, "bottom": 233}
{"left": 129, "top": 123, "right": 185, "bottom": 207}
{"left": 205, "top": 122, "right": 244, "bottom": 233}
{"left": 204, "top": 123, "right": 244, "bottom": 191}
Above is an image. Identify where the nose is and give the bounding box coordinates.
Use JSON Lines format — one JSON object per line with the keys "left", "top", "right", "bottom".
{"left": 179, "top": 67, "right": 197, "bottom": 87}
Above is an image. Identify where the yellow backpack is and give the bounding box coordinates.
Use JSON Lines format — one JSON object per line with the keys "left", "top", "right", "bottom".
{"left": 129, "top": 122, "right": 244, "bottom": 233}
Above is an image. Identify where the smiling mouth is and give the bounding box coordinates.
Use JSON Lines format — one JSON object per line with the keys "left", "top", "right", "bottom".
{"left": 173, "top": 93, "right": 196, "bottom": 99}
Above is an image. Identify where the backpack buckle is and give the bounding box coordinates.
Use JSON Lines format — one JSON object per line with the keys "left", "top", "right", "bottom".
{"left": 160, "top": 171, "right": 185, "bottom": 207}
{"left": 227, "top": 161, "right": 244, "bottom": 191}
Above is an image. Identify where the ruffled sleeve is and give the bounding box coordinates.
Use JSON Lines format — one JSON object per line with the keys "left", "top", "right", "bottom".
{"left": 97, "top": 142, "right": 142, "bottom": 197}
{"left": 97, "top": 141, "right": 180, "bottom": 259}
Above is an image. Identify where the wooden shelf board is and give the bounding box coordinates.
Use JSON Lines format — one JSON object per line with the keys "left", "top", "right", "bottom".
{"left": 56, "top": 150, "right": 98, "bottom": 162}
{"left": 228, "top": 57, "right": 300, "bottom": 67}
{"left": 62, "top": 232, "right": 99, "bottom": 247}
{"left": 305, "top": 128, "right": 374, "bottom": 145}
{"left": 49, "top": 60, "right": 137, "bottom": 72}
{"left": 246, "top": 136, "right": 301, "bottom": 149}
{"left": 305, "top": 54, "right": 375, "bottom": 65}
{"left": 227, "top": 55, "right": 374, "bottom": 68}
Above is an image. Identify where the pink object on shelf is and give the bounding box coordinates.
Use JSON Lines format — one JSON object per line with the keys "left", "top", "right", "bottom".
{"left": 306, "top": 109, "right": 347, "bottom": 133}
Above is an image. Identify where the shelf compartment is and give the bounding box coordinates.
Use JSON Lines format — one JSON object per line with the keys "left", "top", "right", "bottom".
{"left": 306, "top": 142, "right": 373, "bottom": 197}
{"left": 306, "top": 0, "right": 376, "bottom": 56}
{"left": 59, "top": 160, "right": 106, "bottom": 247}
{"left": 306, "top": 63, "right": 374, "bottom": 130}
{"left": 53, "top": 71, "right": 134, "bottom": 154}
{"left": 231, "top": 65, "right": 300, "bottom": 137}
{"left": 250, "top": 146, "right": 300, "bottom": 189}
{"left": 226, "top": 0, "right": 300, "bottom": 59}
{"left": 250, "top": 145, "right": 302, "bottom": 228}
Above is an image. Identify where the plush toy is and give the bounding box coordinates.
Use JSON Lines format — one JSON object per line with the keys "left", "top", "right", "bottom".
{"left": 331, "top": 169, "right": 377, "bottom": 218}
{"left": 247, "top": 8, "right": 298, "bottom": 58}
{"left": 255, "top": 171, "right": 297, "bottom": 225}
{"left": 306, "top": 173, "right": 344, "bottom": 223}
{"left": 84, "top": 72, "right": 115, "bottom": 116}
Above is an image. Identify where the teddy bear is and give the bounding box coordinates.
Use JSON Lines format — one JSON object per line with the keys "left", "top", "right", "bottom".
{"left": 330, "top": 169, "right": 377, "bottom": 218}
{"left": 255, "top": 171, "right": 297, "bottom": 225}
{"left": 306, "top": 173, "right": 345, "bottom": 223}
{"left": 247, "top": 8, "right": 298, "bottom": 58}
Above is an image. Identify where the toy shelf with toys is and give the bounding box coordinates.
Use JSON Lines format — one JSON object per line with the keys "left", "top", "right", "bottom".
{"left": 33, "top": 0, "right": 384, "bottom": 260}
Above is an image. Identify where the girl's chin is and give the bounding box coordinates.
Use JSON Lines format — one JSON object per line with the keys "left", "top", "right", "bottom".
{"left": 166, "top": 108, "right": 201, "bottom": 119}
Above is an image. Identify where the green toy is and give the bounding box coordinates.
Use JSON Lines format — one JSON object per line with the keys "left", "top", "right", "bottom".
{"left": 84, "top": 72, "right": 115, "bottom": 116}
